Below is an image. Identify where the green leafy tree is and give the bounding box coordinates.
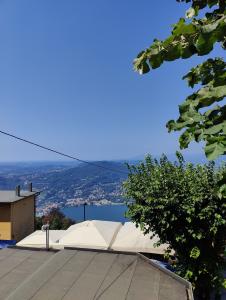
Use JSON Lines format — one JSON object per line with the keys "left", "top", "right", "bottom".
{"left": 124, "top": 154, "right": 226, "bottom": 299}
{"left": 132, "top": 3, "right": 226, "bottom": 296}
{"left": 36, "top": 208, "right": 75, "bottom": 230}
{"left": 133, "top": 0, "right": 226, "bottom": 197}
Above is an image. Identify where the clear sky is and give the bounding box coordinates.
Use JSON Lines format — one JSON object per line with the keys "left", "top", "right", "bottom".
{"left": 0, "top": 0, "right": 224, "bottom": 161}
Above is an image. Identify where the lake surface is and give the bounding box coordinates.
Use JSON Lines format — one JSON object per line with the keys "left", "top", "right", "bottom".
{"left": 62, "top": 205, "right": 128, "bottom": 223}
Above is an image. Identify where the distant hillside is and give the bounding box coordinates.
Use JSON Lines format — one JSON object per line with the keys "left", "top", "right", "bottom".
{"left": 0, "top": 161, "right": 79, "bottom": 175}
{"left": 0, "top": 156, "right": 224, "bottom": 214}
{"left": 0, "top": 161, "right": 128, "bottom": 213}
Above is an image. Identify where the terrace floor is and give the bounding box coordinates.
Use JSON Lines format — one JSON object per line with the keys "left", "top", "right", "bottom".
{"left": 0, "top": 247, "right": 192, "bottom": 300}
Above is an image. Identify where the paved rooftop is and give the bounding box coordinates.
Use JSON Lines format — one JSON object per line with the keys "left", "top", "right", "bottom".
{"left": 0, "top": 248, "right": 193, "bottom": 300}
{"left": 0, "top": 248, "right": 53, "bottom": 299}
{"left": 0, "top": 191, "right": 39, "bottom": 203}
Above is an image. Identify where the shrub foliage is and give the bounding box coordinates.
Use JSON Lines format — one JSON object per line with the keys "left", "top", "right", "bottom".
{"left": 124, "top": 153, "right": 226, "bottom": 298}
{"left": 36, "top": 208, "right": 75, "bottom": 230}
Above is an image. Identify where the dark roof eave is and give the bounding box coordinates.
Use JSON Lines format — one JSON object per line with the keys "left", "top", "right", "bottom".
{"left": 1, "top": 190, "right": 42, "bottom": 204}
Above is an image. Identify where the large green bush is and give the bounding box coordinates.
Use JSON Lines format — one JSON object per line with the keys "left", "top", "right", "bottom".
{"left": 124, "top": 153, "right": 226, "bottom": 299}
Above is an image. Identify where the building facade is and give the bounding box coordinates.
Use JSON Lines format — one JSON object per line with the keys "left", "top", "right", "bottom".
{"left": 0, "top": 188, "right": 39, "bottom": 241}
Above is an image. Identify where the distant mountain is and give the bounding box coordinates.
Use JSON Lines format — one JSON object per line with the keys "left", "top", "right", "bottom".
{"left": 0, "top": 156, "right": 224, "bottom": 214}
{"left": 0, "top": 161, "right": 128, "bottom": 213}
{"left": 0, "top": 161, "right": 79, "bottom": 175}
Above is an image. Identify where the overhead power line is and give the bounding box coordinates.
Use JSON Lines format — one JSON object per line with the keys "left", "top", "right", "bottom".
{"left": 0, "top": 130, "right": 128, "bottom": 175}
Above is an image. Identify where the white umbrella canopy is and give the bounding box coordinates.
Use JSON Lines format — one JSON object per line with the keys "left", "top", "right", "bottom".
{"left": 17, "top": 230, "right": 65, "bottom": 249}
{"left": 111, "top": 222, "right": 170, "bottom": 254}
{"left": 59, "top": 220, "right": 122, "bottom": 250}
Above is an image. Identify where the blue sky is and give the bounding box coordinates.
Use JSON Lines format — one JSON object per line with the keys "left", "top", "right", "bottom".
{"left": 0, "top": 0, "right": 224, "bottom": 161}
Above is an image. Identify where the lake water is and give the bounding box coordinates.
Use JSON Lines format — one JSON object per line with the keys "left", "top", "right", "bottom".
{"left": 62, "top": 205, "right": 128, "bottom": 223}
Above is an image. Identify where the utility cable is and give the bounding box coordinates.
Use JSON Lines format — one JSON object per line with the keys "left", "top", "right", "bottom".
{"left": 0, "top": 130, "right": 128, "bottom": 175}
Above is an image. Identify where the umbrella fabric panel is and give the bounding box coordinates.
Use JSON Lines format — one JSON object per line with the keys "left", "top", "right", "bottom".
{"left": 111, "top": 222, "right": 169, "bottom": 254}
{"left": 59, "top": 220, "right": 122, "bottom": 250}
{"left": 17, "top": 230, "right": 66, "bottom": 248}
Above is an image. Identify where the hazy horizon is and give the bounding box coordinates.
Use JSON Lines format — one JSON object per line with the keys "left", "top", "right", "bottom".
{"left": 0, "top": 151, "right": 221, "bottom": 164}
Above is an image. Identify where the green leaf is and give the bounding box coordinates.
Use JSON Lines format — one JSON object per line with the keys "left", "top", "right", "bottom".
{"left": 172, "top": 18, "right": 196, "bottom": 35}
{"left": 195, "top": 33, "right": 217, "bottom": 55}
{"left": 149, "top": 55, "right": 163, "bottom": 69}
{"left": 181, "top": 45, "right": 196, "bottom": 59}
{"left": 223, "top": 279, "right": 226, "bottom": 289}
{"left": 205, "top": 141, "right": 225, "bottom": 160}
{"left": 179, "top": 130, "right": 194, "bottom": 148}
{"left": 185, "top": 270, "right": 193, "bottom": 279}
{"left": 190, "top": 246, "right": 201, "bottom": 259}
{"left": 204, "top": 124, "right": 223, "bottom": 135}
{"left": 164, "top": 43, "right": 181, "bottom": 61}
{"left": 222, "top": 122, "right": 226, "bottom": 134}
